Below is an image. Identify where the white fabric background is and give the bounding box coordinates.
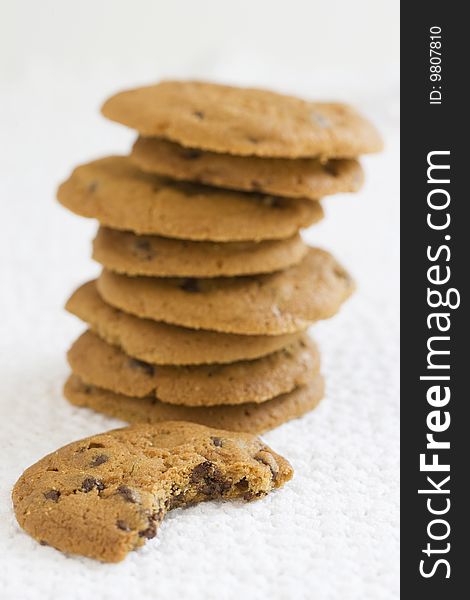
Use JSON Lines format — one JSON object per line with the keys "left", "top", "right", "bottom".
{"left": 0, "top": 2, "right": 399, "bottom": 598}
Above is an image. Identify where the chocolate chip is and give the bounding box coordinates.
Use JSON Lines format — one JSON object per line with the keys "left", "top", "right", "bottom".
{"left": 88, "top": 442, "right": 105, "bottom": 449}
{"left": 127, "top": 358, "right": 155, "bottom": 376}
{"left": 81, "top": 477, "right": 105, "bottom": 493}
{"left": 211, "top": 437, "right": 223, "bottom": 447}
{"left": 89, "top": 454, "right": 109, "bottom": 467}
{"left": 138, "top": 509, "right": 164, "bottom": 539}
{"left": 201, "top": 479, "right": 231, "bottom": 496}
{"left": 43, "top": 490, "right": 60, "bottom": 502}
{"left": 116, "top": 520, "right": 131, "bottom": 532}
{"left": 323, "top": 162, "right": 339, "bottom": 177}
{"left": 235, "top": 478, "right": 249, "bottom": 492}
{"left": 46, "top": 467, "right": 59, "bottom": 472}
{"left": 83, "top": 385, "right": 93, "bottom": 395}
{"left": 190, "top": 461, "right": 213, "bottom": 483}
{"left": 193, "top": 110, "right": 205, "bottom": 120}
{"left": 117, "top": 485, "right": 140, "bottom": 503}
{"left": 181, "top": 148, "right": 202, "bottom": 160}
{"left": 133, "top": 238, "right": 154, "bottom": 260}
{"left": 138, "top": 525, "right": 156, "bottom": 539}
{"left": 134, "top": 238, "right": 152, "bottom": 252}
{"left": 190, "top": 461, "right": 230, "bottom": 496}
{"left": 180, "top": 278, "right": 200, "bottom": 293}
{"left": 39, "top": 540, "right": 49, "bottom": 546}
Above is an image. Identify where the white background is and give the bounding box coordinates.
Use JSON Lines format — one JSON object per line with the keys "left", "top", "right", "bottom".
{"left": 0, "top": 1, "right": 399, "bottom": 599}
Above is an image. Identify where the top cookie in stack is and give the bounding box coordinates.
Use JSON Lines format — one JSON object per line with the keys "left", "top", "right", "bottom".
{"left": 58, "top": 80, "right": 381, "bottom": 433}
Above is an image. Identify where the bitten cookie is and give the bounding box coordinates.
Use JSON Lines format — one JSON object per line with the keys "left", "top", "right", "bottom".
{"left": 101, "top": 80, "right": 383, "bottom": 158}
{"left": 57, "top": 156, "right": 323, "bottom": 241}
{"left": 64, "top": 373, "right": 324, "bottom": 433}
{"left": 13, "top": 422, "right": 293, "bottom": 562}
{"left": 131, "top": 137, "right": 364, "bottom": 200}
{"left": 97, "top": 247, "right": 355, "bottom": 335}
{"left": 67, "top": 330, "right": 319, "bottom": 406}
{"left": 93, "top": 227, "right": 308, "bottom": 278}
{"left": 66, "top": 281, "right": 304, "bottom": 365}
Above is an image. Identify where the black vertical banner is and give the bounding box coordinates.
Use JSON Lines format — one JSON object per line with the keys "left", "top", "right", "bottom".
{"left": 401, "top": 2, "right": 466, "bottom": 597}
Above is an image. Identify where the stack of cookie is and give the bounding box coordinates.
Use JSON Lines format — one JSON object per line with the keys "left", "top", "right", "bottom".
{"left": 58, "top": 81, "right": 382, "bottom": 434}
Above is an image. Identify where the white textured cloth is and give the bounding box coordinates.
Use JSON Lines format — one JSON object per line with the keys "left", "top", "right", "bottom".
{"left": 0, "top": 63, "right": 399, "bottom": 599}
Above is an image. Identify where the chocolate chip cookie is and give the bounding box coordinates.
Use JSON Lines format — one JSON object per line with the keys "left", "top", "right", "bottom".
{"left": 101, "top": 80, "right": 383, "bottom": 158}
{"left": 13, "top": 422, "right": 293, "bottom": 562}
{"left": 93, "top": 226, "right": 308, "bottom": 278}
{"left": 64, "top": 373, "right": 324, "bottom": 433}
{"left": 57, "top": 156, "right": 323, "bottom": 241}
{"left": 67, "top": 330, "right": 319, "bottom": 406}
{"left": 66, "top": 281, "right": 304, "bottom": 365}
{"left": 96, "top": 247, "right": 355, "bottom": 335}
{"left": 131, "top": 137, "right": 364, "bottom": 200}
